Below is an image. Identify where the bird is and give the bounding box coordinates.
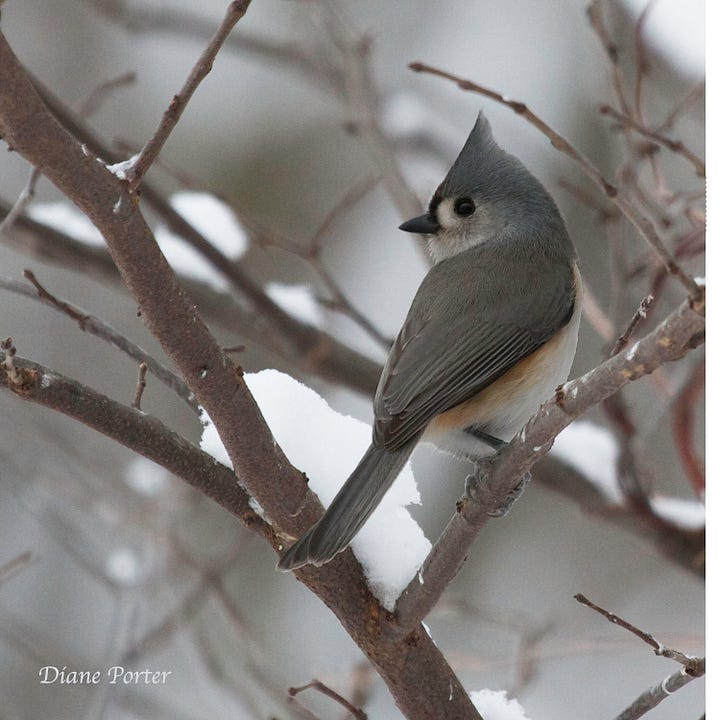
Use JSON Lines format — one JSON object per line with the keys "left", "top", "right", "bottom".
{"left": 277, "top": 111, "right": 582, "bottom": 571}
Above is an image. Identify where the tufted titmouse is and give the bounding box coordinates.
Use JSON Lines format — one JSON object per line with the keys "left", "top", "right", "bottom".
{"left": 278, "top": 112, "right": 582, "bottom": 571}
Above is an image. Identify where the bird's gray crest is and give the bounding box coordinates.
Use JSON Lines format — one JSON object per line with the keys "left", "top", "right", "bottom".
{"left": 435, "top": 111, "right": 505, "bottom": 199}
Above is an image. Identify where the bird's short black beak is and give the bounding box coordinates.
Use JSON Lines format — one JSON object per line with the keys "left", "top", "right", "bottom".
{"left": 398, "top": 212, "right": 440, "bottom": 235}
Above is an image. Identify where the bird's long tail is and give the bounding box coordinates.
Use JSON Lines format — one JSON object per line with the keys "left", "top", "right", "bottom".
{"left": 276, "top": 441, "right": 417, "bottom": 571}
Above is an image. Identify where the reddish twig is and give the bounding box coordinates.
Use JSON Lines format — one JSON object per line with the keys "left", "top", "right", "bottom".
{"left": 125, "top": 1, "right": 252, "bottom": 190}
{"left": 558, "top": 178, "right": 621, "bottom": 224}
{"left": 610, "top": 294, "right": 654, "bottom": 356}
{"left": 132, "top": 362, "right": 148, "bottom": 410}
{"left": 632, "top": 0, "right": 657, "bottom": 121}
{"left": 673, "top": 357, "right": 705, "bottom": 496}
{"left": 600, "top": 104, "right": 705, "bottom": 178}
{"left": 289, "top": 679, "right": 368, "bottom": 720}
{"left": 574, "top": 593, "right": 702, "bottom": 671}
{"left": 586, "top": 0, "right": 632, "bottom": 115}
{"left": 656, "top": 82, "right": 705, "bottom": 133}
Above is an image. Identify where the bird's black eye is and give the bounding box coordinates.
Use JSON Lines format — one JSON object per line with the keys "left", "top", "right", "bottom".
{"left": 454, "top": 198, "right": 476, "bottom": 217}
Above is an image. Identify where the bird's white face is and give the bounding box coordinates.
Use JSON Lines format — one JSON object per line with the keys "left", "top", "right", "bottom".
{"left": 427, "top": 196, "right": 502, "bottom": 264}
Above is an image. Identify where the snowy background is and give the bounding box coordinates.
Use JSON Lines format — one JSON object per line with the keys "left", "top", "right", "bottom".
{"left": 0, "top": 1, "right": 704, "bottom": 718}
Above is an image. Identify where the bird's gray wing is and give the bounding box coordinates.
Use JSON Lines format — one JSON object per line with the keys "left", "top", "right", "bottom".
{"left": 373, "top": 244, "right": 576, "bottom": 451}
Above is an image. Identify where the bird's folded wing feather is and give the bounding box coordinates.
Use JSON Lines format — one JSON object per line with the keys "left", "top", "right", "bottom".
{"left": 373, "top": 245, "right": 576, "bottom": 450}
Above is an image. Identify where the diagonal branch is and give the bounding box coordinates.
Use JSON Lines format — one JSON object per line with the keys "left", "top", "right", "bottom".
{"left": 125, "top": 1, "right": 251, "bottom": 189}
{"left": 0, "top": 28, "right": 481, "bottom": 720}
{"left": 0, "top": 354, "right": 260, "bottom": 527}
{"left": 612, "top": 659, "right": 705, "bottom": 720}
{"left": 395, "top": 293, "right": 704, "bottom": 629}
{"left": 0, "top": 271, "right": 198, "bottom": 413}
{"left": 25, "top": 78, "right": 382, "bottom": 396}
{"left": 408, "top": 62, "right": 702, "bottom": 302}
{"left": 574, "top": 593, "right": 702, "bottom": 671}
{"left": 0, "top": 199, "right": 382, "bottom": 396}
{"left": 599, "top": 104, "right": 705, "bottom": 178}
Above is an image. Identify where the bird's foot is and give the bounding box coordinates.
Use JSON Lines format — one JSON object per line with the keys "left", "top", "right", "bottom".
{"left": 487, "top": 471, "right": 532, "bottom": 517}
{"left": 465, "top": 463, "right": 532, "bottom": 518}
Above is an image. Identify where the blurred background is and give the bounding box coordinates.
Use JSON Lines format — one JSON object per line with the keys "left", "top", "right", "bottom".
{"left": 0, "top": 1, "right": 705, "bottom": 718}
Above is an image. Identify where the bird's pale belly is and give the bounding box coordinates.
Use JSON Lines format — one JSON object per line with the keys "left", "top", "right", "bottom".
{"left": 424, "top": 272, "right": 582, "bottom": 461}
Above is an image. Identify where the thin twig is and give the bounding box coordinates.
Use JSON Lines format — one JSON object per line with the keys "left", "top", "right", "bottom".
{"left": 612, "top": 659, "right": 705, "bottom": 720}
{"left": 558, "top": 178, "right": 621, "bottom": 224}
{"left": 308, "top": 174, "right": 380, "bottom": 256}
{"left": 587, "top": 0, "right": 632, "bottom": 115}
{"left": 672, "top": 357, "right": 705, "bottom": 496}
{"left": 132, "top": 362, "right": 148, "bottom": 410}
{"left": 632, "top": 0, "right": 657, "bottom": 122}
{"left": 126, "top": 1, "right": 252, "bottom": 189}
{"left": 79, "top": 71, "right": 136, "bottom": 117}
{"left": 83, "top": 0, "right": 342, "bottom": 94}
{"left": 574, "top": 593, "right": 702, "bottom": 671}
{"left": 288, "top": 680, "right": 368, "bottom": 720}
{"left": 408, "top": 61, "right": 702, "bottom": 302}
{"left": 0, "top": 271, "right": 199, "bottom": 413}
{"left": 656, "top": 82, "right": 704, "bottom": 133}
{"left": 600, "top": 104, "right": 705, "bottom": 178}
{"left": 322, "top": 6, "right": 425, "bottom": 248}
{"left": 0, "top": 551, "right": 33, "bottom": 585}
{"left": 257, "top": 176, "right": 393, "bottom": 349}
{"left": 0, "top": 166, "right": 42, "bottom": 237}
{"left": 610, "top": 294, "right": 654, "bottom": 356}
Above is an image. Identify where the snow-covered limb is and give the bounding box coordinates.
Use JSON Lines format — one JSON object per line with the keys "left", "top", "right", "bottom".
{"left": 201, "top": 369, "right": 430, "bottom": 611}
{"left": 395, "top": 292, "right": 704, "bottom": 629}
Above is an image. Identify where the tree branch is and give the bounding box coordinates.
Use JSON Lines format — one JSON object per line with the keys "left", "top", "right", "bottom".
{"left": 611, "top": 659, "right": 705, "bottom": 720}
{"left": 0, "top": 354, "right": 260, "bottom": 526}
{"left": 0, "top": 28, "right": 480, "bottom": 720}
{"left": 0, "top": 270, "right": 198, "bottom": 413}
{"left": 23, "top": 79, "right": 383, "bottom": 396}
{"left": 574, "top": 593, "right": 702, "bottom": 671}
{"left": 599, "top": 104, "right": 705, "bottom": 178}
{"left": 395, "top": 294, "right": 704, "bottom": 629}
{"left": 124, "top": 1, "right": 251, "bottom": 189}
{"left": 0, "top": 200, "right": 382, "bottom": 396}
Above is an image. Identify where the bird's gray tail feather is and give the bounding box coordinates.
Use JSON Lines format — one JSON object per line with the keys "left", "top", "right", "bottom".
{"left": 277, "top": 441, "right": 417, "bottom": 571}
